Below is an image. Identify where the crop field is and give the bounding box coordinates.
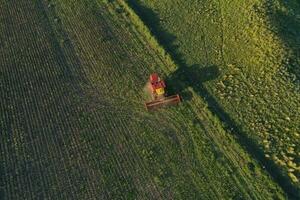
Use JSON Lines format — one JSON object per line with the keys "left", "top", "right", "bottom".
{"left": 0, "top": 0, "right": 297, "bottom": 199}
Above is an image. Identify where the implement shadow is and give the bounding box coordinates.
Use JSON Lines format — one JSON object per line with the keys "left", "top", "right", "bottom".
{"left": 127, "top": 0, "right": 300, "bottom": 198}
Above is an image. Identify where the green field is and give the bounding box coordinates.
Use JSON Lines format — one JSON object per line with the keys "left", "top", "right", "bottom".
{"left": 129, "top": 0, "right": 300, "bottom": 196}
{"left": 0, "top": 0, "right": 298, "bottom": 199}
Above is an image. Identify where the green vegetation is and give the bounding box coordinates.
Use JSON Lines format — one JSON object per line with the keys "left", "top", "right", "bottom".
{"left": 129, "top": 0, "right": 300, "bottom": 196}
{"left": 0, "top": 0, "right": 296, "bottom": 199}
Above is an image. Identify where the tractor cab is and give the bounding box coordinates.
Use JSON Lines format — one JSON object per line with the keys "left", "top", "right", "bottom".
{"left": 149, "top": 73, "right": 166, "bottom": 98}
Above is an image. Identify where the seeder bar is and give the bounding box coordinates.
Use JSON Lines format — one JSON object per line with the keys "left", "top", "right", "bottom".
{"left": 145, "top": 94, "right": 181, "bottom": 111}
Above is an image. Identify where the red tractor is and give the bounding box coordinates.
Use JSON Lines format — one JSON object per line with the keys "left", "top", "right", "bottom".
{"left": 145, "top": 73, "right": 181, "bottom": 110}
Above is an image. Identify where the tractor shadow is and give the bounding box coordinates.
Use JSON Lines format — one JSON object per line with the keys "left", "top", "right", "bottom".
{"left": 165, "top": 64, "right": 220, "bottom": 101}
{"left": 127, "top": 0, "right": 300, "bottom": 198}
